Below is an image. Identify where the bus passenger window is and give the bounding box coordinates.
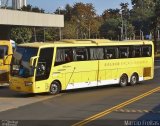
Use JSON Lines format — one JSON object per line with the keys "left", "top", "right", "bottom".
{"left": 119, "top": 47, "right": 129, "bottom": 58}
{"left": 105, "top": 47, "right": 117, "bottom": 59}
{"left": 75, "top": 48, "right": 88, "bottom": 61}
{"left": 89, "top": 48, "right": 104, "bottom": 60}
{"left": 142, "top": 46, "right": 152, "bottom": 57}
{"left": 64, "top": 49, "right": 73, "bottom": 62}
{"left": 55, "top": 48, "right": 73, "bottom": 66}
{"left": 132, "top": 46, "right": 141, "bottom": 58}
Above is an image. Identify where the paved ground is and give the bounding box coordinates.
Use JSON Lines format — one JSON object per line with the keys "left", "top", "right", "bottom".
{"left": 0, "top": 87, "right": 58, "bottom": 112}
{"left": 0, "top": 62, "right": 160, "bottom": 126}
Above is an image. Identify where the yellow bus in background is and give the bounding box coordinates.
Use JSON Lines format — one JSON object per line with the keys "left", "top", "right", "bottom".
{"left": 0, "top": 40, "right": 13, "bottom": 84}
{"left": 9, "top": 39, "right": 154, "bottom": 94}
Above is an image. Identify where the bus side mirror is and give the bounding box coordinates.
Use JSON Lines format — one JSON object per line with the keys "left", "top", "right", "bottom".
{"left": 3, "top": 54, "right": 13, "bottom": 65}
{"left": 30, "top": 56, "right": 39, "bottom": 67}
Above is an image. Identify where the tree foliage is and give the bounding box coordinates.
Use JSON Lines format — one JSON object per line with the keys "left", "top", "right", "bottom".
{"left": 21, "top": 4, "right": 45, "bottom": 13}
{"left": 10, "top": 27, "right": 32, "bottom": 44}
{"left": 9, "top": 1, "right": 160, "bottom": 52}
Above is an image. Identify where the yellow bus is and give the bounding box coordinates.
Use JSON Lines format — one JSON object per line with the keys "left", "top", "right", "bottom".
{"left": 0, "top": 40, "right": 13, "bottom": 84}
{"left": 9, "top": 39, "right": 154, "bottom": 94}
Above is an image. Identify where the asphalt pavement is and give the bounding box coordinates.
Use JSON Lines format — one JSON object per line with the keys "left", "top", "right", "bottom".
{"left": 0, "top": 62, "right": 160, "bottom": 126}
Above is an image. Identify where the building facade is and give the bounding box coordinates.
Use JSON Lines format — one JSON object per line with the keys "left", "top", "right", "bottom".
{"left": 12, "top": 0, "right": 26, "bottom": 9}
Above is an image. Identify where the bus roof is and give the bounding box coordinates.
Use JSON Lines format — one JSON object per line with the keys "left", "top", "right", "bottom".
{"left": 0, "top": 40, "right": 12, "bottom": 46}
{"left": 18, "top": 39, "right": 153, "bottom": 48}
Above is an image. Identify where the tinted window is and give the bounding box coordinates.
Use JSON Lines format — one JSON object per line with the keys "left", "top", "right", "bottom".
{"left": 104, "top": 47, "right": 118, "bottom": 59}
{"left": 89, "top": 47, "right": 104, "bottom": 60}
{"left": 132, "top": 46, "right": 141, "bottom": 58}
{"left": 119, "top": 47, "right": 129, "bottom": 58}
{"left": 74, "top": 48, "right": 88, "bottom": 61}
{"left": 142, "top": 46, "right": 152, "bottom": 57}
{"left": 55, "top": 48, "right": 73, "bottom": 66}
{"left": 16, "top": 47, "right": 38, "bottom": 62}
{"left": 36, "top": 48, "right": 54, "bottom": 81}
{"left": 0, "top": 46, "right": 8, "bottom": 59}
{"left": 11, "top": 47, "right": 38, "bottom": 78}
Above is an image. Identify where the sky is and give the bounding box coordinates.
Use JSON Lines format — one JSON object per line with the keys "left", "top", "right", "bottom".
{"left": 27, "top": 0, "right": 132, "bottom": 15}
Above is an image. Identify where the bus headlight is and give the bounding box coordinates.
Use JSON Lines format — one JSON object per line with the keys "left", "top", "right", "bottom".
{"left": 25, "top": 82, "right": 33, "bottom": 86}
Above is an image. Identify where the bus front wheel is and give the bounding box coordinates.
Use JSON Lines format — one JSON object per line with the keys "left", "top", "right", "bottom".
{"left": 49, "top": 81, "right": 61, "bottom": 95}
{"left": 119, "top": 74, "right": 128, "bottom": 87}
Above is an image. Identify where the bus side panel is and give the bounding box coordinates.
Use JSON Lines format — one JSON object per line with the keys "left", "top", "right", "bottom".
{"left": 98, "top": 57, "right": 153, "bottom": 86}
{"left": 65, "top": 61, "right": 98, "bottom": 90}
{"left": 98, "top": 60, "right": 119, "bottom": 86}
{"left": 52, "top": 62, "right": 75, "bottom": 90}
{"left": 116, "top": 58, "right": 153, "bottom": 82}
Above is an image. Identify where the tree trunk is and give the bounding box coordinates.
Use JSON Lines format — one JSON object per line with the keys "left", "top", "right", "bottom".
{"left": 154, "top": 27, "right": 157, "bottom": 54}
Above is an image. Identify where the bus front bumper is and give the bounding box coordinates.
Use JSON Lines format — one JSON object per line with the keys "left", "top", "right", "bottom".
{"left": 9, "top": 77, "right": 35, "bottom": 93}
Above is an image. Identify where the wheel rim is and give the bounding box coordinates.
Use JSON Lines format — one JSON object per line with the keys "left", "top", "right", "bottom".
{"left": 131, "top": 75, "right": 137, "bottom": 84}
{"left": 120, "top": 76, "right": 127, "bottom": 86}
{"left": 50, "top": 84, "right": 58, "bottom": 94}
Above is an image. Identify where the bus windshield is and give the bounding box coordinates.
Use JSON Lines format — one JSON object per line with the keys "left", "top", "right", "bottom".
{"left": 11, "top": 47, "right": 38, "bottom": 78}
{"left": 0, "top": 46, "right": 8, "bottom": 59}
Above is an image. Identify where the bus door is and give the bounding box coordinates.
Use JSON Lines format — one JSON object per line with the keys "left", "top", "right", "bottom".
{"left": 0, "top": 45, "right": 10, "bottom": 83}
{"left": 98, "top": 47, "right": 119, "bottom": 86}
{"left": 35, "top": 48, "right": 54, "bottom": 92}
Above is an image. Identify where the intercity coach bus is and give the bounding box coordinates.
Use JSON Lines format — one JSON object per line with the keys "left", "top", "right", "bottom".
{"left": 9, "top": 39, "right": 154, "bottom": 94}
{"left": 0, "top": 40, "right": 13, "bottom": 84}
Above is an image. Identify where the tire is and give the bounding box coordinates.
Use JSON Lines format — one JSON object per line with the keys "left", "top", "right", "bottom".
{"left": 130, "top": 74, "right": 139, "bottom": 86}
{"left": 119, "top": 74, "right": 128, "bottom": 87}
{"left": 49, "top": 81, "right": 61, "bottom": 95}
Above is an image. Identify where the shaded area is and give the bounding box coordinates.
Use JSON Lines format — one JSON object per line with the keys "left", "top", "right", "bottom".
{"left": 0, "top": 86, "right": 50, "bottom": 98}
{"left": 0, "top": 25, "right": 11, "bottom": 40}
{"left": 137, "top": 102, "right": 160, "bottom": 120}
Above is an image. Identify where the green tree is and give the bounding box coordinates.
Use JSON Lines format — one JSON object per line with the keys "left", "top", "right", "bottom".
{"left": 151, "top": 0, "right": 160, "bottom": 53}
{"left": 21, "top": 5, "right": 32, "bottom": 11}
{"left": 120, "top": 2, "right": 135, "bottom": 40}
{"left": 10, "top": 27, "right": 32, "bottom": 44}
{"left": 63, "top": 22, "right": 77, "bottom": 39}
{"left": 55, "top": 4, "right": 73, "bottom": 21}
{"left": 21, "top": 4, "right": 45, "bottom": 13}
{"left": 72, "top": 2, "right": 96, "bottom": 38}
{"left": 131, "top": 0, "right": 155, "bottom": 38}
{"left": 102, "top": 9, "right": 120, "bottom": 20}
{"left": 100, "top": 18, "right": 120, "bottom": 40}
{"left": 55, "top": 2, "right": 101, "bottom": 39}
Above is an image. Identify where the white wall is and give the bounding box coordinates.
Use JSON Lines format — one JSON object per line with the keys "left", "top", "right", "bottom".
{"left": 0, "top": 9, "right": 64, "bottom": 27}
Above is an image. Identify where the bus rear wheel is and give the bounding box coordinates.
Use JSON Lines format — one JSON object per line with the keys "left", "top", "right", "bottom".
{"left": 119, "top": 74, "right": 128, "bottom": 87}
{"left": 130, "top": 74, "right": 139, "bottom": 86}
{"left": 49, "top": 81, "right": 61, "bottom": 95}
